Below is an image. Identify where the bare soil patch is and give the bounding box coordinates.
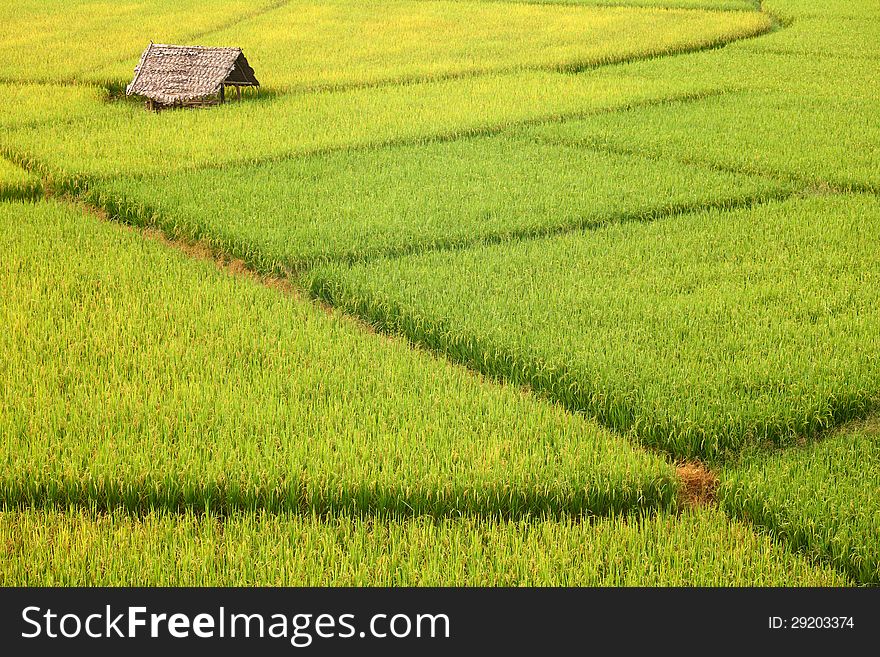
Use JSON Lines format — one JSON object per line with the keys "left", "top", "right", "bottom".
{"left": 677, "top": 461, "right": 718, "bottom": 508}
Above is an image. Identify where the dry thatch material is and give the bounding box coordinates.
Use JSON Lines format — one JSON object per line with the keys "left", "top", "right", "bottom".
{"left": 126, "top": 43, "right": 259, "bottom": 107}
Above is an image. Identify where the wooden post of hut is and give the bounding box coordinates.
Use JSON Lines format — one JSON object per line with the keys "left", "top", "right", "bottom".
{"left": 125, "top": 43, "right": 259, "bottom": 110}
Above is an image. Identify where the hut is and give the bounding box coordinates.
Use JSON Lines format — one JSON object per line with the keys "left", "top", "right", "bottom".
{"left": 126, "top": 43, "right": 259, "bottom": 110}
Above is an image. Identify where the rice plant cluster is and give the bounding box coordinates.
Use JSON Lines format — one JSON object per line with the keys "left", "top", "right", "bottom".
{"left": 0, "top": 83, "right": 107, "bottom": 131}
{"left": 1, "top": 0, "right": 878, "bottom": 585}
{"left": 2, "top": 68, "right": 728, "bottom": 181}
{"left": 86, "top": 136, "right": 787, "bottom": 272}
{"left": 522, "top": 48, "right": 880, "bottom": 192}
{"left": 761, "top": 0, "right": 878, "bottom": 22}
{"left": 0, "top": 507, "right": 848, "bottom": 586}
{"left": 179, "top": 0, "right": 769, "bottom": 92}
{"left": 0, "top": 158, "right": 40, "bottom": 201}
{"left": 0, "top": 0, "right": 282, "bottom": 83}
{"left": 524, "top": 0, "right": 755, "bottom": 8}
{"left": 720, "top": 418, "right": 880, "bottom": 585}
{"left": 527, "top": 90, "right": 880, "bottom": 192}
{"left": 0, "top": 200, "right": 676, "bottom": 518}
{"left": 308, "top": 195, "right": 880, "bottom": 459}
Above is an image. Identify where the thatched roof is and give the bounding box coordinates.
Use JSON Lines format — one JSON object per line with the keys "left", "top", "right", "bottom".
{"left": 126, "top": 43, "right": 259, "bottom": 105}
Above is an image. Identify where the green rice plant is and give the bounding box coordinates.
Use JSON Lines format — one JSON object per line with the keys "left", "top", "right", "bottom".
{"left": 523, "top": 88, "right": 880, "bottom": 192}
{"left": 0, "top": 0, "right": 768, "bottom": 88}
{"left": 140, "top": 0, "right": 769, "bottom": 92}
{"left": 7, "top": 21, "right": 860, "bottom": 184}
{"left": 307, "top": 194, "right": 880, "bottom": 460}
{"left": 567, "top": 45, "right": 880, "bottom": 188}
{"left": 0, "top": 83, "right": 107, "bottom": 130}
{"left": 581, "top": 43, "right": 879, "bottom": 101}
{"left": 490, "top": 0, "right": 757, "bottom": 9}
{"left": 0, "top": 508, "right": 848, "bottom": 586}
{"left": 0, "top": 158, "right": 40, "bottom": 201}
{"left": 720, "top": 417, "right": 880, "bottom": 585}
{"left": 729, "top": 18, "right": 880, "bottom": 59}
{"left": 85, "top": 135, "right": 789, "bottom": 272}
{"left": 0, "top": 0, "right": 283, "bottom": 84}
{"left": 515, "top": 19, "right": 880, "bottom": 191}
{"left": 0, "top": 199, "right": 676, "bottom": 516}
{"left": 760, "top": 0, "right": 879, "bottom": 22}
{"left": 2, "top": 66, "right": 733, "bottom": 181}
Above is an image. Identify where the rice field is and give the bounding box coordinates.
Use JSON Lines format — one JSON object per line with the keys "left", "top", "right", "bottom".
{"left": 1, "top": 68, "right": 730, "bottom": 180}
{"left": 0, "top": 0, "right": 283, "bottom": 83}
{"left": 2, "top": 0, "right": 878, "bottom": 586}
{"left": 0, "top": 2, "right": 769, "bottom": 179}
{"left": 760, "top": 0, "right": 879, "bottom": 22}
{"left": 306, "top": 195, "right": 880, "bottom": 459}
{"left": 720, "top": 417, "right": 880, "bottom": 584}
{"left": 520, "top": 47, "right": 880, "bottom": 190}
{"left": 526, "top": 90, "right": 880, "bottom": 192}
{"left": 1, "top": 508, "right": 848, "bottom": 586}
{"left": 86, "top": 136, "right": 787, "bottom": 271}
{"left": 174, "top": 1, "right": 770, "bottom": 91}
{"left": 1, "top": 200, "right": 675, "bottom": 517}
{"left": 0, "top": 159, "right": 40, "bottom": 201}
{"left": 0, "top": 83, "right": 107, "bottom": 130}
{"left": 728, "top": 17, "right": 880, "bottom": 59}
{"left": 481, "top": 0, "right": 758, "bottom": 9}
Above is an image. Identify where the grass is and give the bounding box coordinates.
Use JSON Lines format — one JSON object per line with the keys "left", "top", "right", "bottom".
{"left": 307, "top": 194, "right": 880, "bottom": 460}
{"left": 720, "top": 416, "right": 880, "bottom": 585}
{"left": 0, "top": 199, "right": 676, "bottom": 517}
{"left": 0, "top": 159, "right": 40, "bottom": 201}
{"left": 0, "top": 0, "right": 283, "bottom": 84}
{"left": 85, "top": 134, "right": 788, "bottom": 272}
{"left": 0, "top": 507, "right": 848, "bottom": 586}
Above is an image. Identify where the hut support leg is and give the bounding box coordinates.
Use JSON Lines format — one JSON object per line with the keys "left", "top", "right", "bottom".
{"left": 220, "top": 84, "right": 225, "bottom": 104}
{"left": 236, "top": 85, "right": 241, "bottom": 101}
